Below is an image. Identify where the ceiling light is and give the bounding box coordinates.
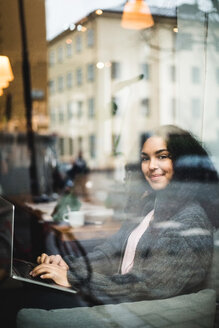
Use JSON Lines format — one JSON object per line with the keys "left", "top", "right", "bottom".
{"left": 96, "top": 9, "right": 103, "bottom": 15}
{"left": 121, "top": 0, "right": 154, "bottom": 30}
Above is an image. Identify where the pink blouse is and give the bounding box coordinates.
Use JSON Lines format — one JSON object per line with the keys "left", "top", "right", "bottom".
{"left": 121, "top": 209, "right": 154, "bottom": 274}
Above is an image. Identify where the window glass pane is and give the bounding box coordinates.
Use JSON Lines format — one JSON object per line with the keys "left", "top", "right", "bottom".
{"left": 2, "top": 1, "right": 219, "bottom": 323}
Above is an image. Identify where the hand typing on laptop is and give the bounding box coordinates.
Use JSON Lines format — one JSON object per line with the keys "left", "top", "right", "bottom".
{"left": 30, "top": 253, "right": 71, "bottom": 287}
{"left": 37, "top": 253, "right": 69, "bottom": 269}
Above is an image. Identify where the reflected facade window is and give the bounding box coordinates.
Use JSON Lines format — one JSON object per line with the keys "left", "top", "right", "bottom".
{"left": 67, "top": 101, "right": 74, "bottom": 119}
{"left": 57, "top": 46, "right": 63, "bottom": 63}
{"left": 48, "top": 80, "right": 55, "bottom": 94}
{"left": 49, "top": 51, "right": 55, "bottom": 66}
{"left": 69, "top": 138, "right": 74, "bottom": 155}
{"left": 57, "top": 76, "right": 64, "bottom": 92}
{"left": 59, "top": 137, "right": 65, "bottom": 156}
{"left": 191, "top": 66, "right": 200, "bottom": 84}
{"left": 89, "top": 134, "right": 96, "bottom": 158}
{"left": 58, "top": 106, "right": 65, "bottom": 122}
{"left": 88, "top": 98, "right": 95, "bottom": 118}
{"left": 76, "top": 35, "right": 82, "bottom": 52}
{"left": 50, "top": 108, "right": 56, "bottom": 123}
{"left": 76, "top": 68, "right": 83, "bottom": 86}
{"left": 77, "top": 101, "right": 83, "bottom": 118}
{"left": 141, "top": 98, "right": 150, "bottom": 117}
{"left": 111, "top": 61, "right": 121, "bottom": 79}
{"left": 141, "top": 63, "right": 150, "bottom": 80}
{"left": 87, "top": 29, "right": 94, "bottom": 47}
{"left": 66, "top": 72, "right": 73, "bottom": 89}
{"left": 191, "top": 98, "right": 201, "bottom": 118}
{"left": 170, "top": 65, "right": 176, "bottom": 83}
{"left": 66, "top": 42, "right": 73, "bottom": 57}
{"left": 177, "top": 32, "right": 192, "bottom": 50}
{"left": 87, "top": 64, "right": 95, "bottom": 82}
{"left": 78, "top": 136, "right": 82, "bottom": 150}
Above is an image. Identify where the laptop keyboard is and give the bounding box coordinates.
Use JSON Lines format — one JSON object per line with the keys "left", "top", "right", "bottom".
{"left": 13, "top": 258, "right": 53, "bottom": 283}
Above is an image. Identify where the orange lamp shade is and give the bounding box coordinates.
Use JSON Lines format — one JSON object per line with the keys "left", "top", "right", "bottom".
{"left": 0, "top": 56, "right": 14, "bottom": 83}
{"left": 121, "top": 0, "right": 154, "bottom": 30}
{"left": 0, "top": 80, "right": 9, "bottom": 89}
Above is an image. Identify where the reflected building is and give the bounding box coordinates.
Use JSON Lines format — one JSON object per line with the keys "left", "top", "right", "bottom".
{"left": 48, "top": 4, "right": 177, "bottom": 170}
{"left": 48, "top": 2, "right": 219, "bottom": 173}
{"left": 176, "top": 3, "right": 219, "bottom": 170}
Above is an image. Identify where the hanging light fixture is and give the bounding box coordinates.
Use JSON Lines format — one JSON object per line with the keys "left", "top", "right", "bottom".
{"left": 0, "top": 80, "right": 9, "bottom": 89}
{"left": 0, "top": 55, "right": 14, "bottom": 96}
{"left": 121, "top": 0, "right": 154, "bottom": 30}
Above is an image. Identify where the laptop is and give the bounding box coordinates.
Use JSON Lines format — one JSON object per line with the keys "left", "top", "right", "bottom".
{"left": 0, "top": 195, "right": 78, "bottom": 294}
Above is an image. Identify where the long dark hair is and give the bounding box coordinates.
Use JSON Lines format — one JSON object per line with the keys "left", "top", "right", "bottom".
{"left": 124, "top": 125, "right": 219, "bottom": 227}
{"left": 150, "top": 125, "right": 218, "bottom": 183}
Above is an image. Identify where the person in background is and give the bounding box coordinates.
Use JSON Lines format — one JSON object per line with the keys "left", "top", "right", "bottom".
{"left": 67, "top": 151, "right": 90, "bottom": 201}
{"left": 31, "top": 125, "right": 219, "bottom": 305}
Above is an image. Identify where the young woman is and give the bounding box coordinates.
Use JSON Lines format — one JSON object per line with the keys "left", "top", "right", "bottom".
{"left": 30, "top": 125, "right": 219, "bottom": 304}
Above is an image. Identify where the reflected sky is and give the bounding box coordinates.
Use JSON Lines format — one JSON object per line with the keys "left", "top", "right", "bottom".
{"left": 45, "top": 0, "right": 217, "bottom": 40}
{"left": 45, "top": 0, "right": 124, "bottom": 40}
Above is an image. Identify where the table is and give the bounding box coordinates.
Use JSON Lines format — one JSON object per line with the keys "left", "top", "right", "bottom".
{"left": 51, "top": 219, "right": 122, "bottom": 241}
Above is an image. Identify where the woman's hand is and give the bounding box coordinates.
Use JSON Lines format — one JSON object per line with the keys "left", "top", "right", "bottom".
{"left": 30, "top": 263, "right": 71, "bottom": 287}
{"left": 37, "top": 253, "right": 69, "bottom": 269}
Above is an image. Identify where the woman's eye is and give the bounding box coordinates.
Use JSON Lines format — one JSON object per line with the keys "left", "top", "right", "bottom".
{"left": 158, "top": 154, "right": 169, "bottom": 160}
{"left": 141, "top": 157, "right": 149, "bottom": 162}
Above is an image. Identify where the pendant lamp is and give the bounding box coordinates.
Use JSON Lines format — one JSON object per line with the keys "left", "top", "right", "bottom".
{"left": 121, "top": 0, "right": 154, "bottom": 30}
{"left": 0, "top": 56, "right": 14, "bottom": 96}
{"left": 0, "top": 80, "right": 9, "bottom": 89}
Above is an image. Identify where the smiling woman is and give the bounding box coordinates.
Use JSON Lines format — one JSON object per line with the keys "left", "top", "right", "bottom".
{"left": 30, "top": 124, "right": 219, "bottom": 305}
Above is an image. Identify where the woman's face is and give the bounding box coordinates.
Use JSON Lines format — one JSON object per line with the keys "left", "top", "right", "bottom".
{"left": 141, "top": 136, "right": 174, "bottom": 190}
